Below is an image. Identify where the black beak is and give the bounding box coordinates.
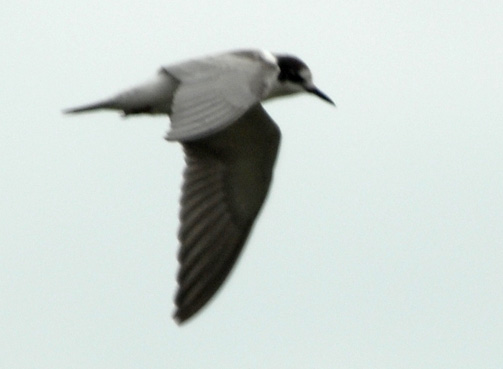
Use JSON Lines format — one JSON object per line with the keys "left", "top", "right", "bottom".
{"left": 305, "top": 86, "right": 335, "bottom": 106}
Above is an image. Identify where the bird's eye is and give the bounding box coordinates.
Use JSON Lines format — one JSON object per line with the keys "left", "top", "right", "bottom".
{"left": 279, "top": 69, "right": 304, "bottom": 83}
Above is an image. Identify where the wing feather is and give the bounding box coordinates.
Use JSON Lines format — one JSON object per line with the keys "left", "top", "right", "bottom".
{"left": 163, "top": 51, "right": 279, "bottom": 142}
{"left": 173, "top": 105, "right": 281, "bottom": 323}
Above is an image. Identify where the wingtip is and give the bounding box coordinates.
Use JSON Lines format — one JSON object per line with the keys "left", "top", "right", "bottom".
{"left": 173, "top": 315, "right": 184, "bottom": 326}
{"left": 173, "top": 309, "right": 191, "bottom": 325}
{"left": 173, "top": 297, "right": 209, "bottom": 325}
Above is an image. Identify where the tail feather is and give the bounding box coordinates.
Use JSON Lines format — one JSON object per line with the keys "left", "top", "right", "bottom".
{"left": 63, "top": 99, "right": 116, "bottom": 114}
{"left": 63, "top": 72, "right": 177, "bottom": 116}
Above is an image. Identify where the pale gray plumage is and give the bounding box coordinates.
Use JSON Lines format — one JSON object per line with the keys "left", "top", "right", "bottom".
{"left": 64, "top": 49, "right": 333, "bottom": 324}
{"left": 165, "top": 50, "right": 279, "bottom": 141}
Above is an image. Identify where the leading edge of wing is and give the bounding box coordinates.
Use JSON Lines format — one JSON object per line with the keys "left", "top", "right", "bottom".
{"left": 163, "top": 51, "right": 279, "bottom": 142}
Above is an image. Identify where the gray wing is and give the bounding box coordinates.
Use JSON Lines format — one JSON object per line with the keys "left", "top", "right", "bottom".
{"left": 174, "top": 104, "right": 281, "bottom": 323}
{"left": 164, "top": 50, "right": 279, "bottom": 142}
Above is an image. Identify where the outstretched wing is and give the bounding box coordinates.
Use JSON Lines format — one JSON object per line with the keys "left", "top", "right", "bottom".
{"left": 174, "top": 105, "right": 281, "bottom": 323}
{"left": 164, "top": 50, "right": 279, "bottom": 142}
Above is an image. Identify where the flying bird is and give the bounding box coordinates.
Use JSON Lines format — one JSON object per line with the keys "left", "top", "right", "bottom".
{"left": 64, "top": 49, "right": 334, "bottom": 323}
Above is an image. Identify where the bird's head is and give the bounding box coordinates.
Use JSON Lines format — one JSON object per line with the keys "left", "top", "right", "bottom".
{"left": 266, "top": 54, "right": 334, "bottom": 105}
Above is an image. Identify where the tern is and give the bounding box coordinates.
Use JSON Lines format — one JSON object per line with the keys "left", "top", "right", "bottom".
{"left": 64, "top": 49, "right": 334, "bottom": 323}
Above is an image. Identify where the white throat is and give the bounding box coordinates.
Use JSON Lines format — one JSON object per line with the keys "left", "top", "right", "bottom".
{"left": 264, "top": 80, "right": 305, "bottom": 101}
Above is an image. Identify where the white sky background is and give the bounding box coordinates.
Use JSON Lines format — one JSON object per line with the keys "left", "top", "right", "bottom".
{"left": 1, "top": 0, "right": 502, "bottom": 368}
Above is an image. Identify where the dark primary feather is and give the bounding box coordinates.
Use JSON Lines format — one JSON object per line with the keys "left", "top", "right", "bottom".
{"left": 173, "top": 105, "right": 281, "bottom": 323}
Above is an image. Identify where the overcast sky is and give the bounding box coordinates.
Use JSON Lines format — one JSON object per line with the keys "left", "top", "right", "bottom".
{"left": 1, "top": 1, "right": 502, "bottom": 368}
